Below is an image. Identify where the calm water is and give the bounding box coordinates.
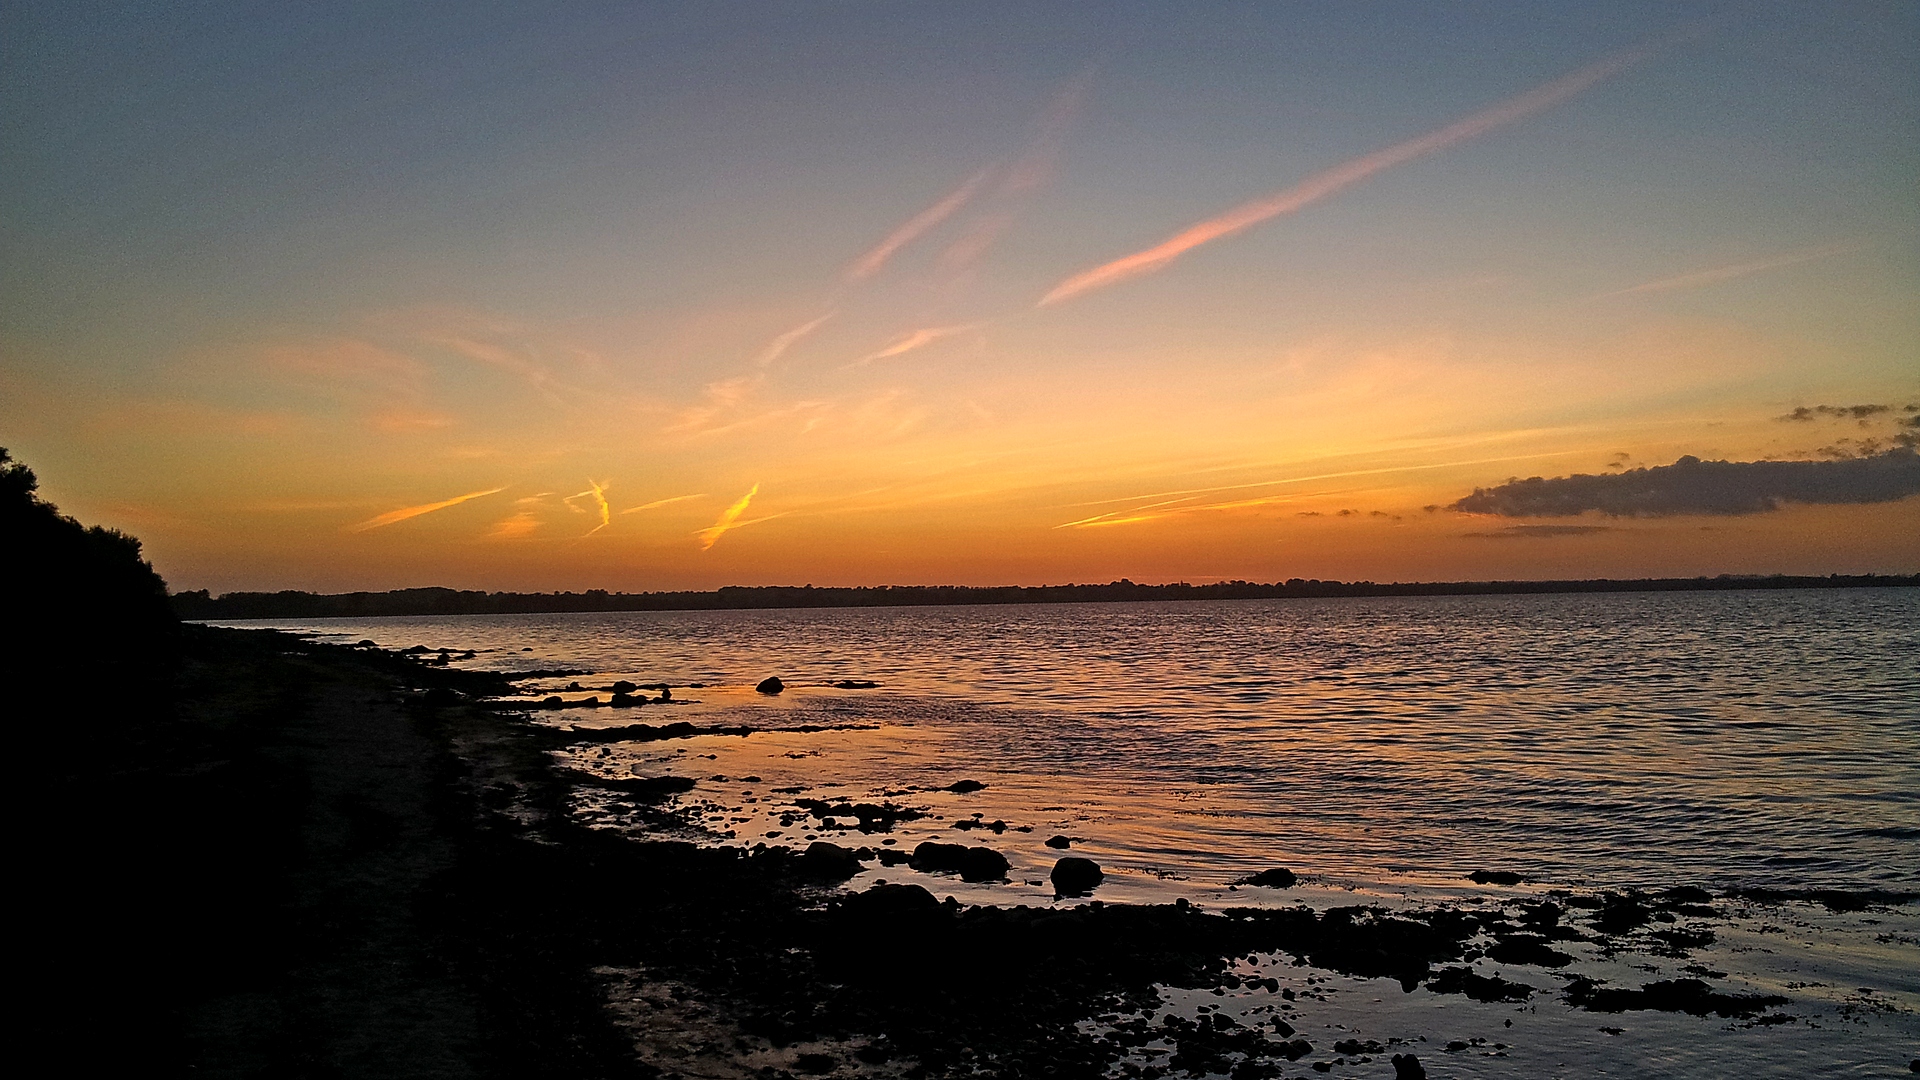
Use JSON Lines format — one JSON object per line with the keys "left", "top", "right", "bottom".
{"left": 222, "top": 588, "right": 1920, "bottom": 1077}
{"left": 230, "top": 588, "right": 1920, "bottom": 896}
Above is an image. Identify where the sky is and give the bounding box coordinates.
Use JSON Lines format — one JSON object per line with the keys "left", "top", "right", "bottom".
{"left": 2, "top": 1, "right": 1916, "bottom": 593}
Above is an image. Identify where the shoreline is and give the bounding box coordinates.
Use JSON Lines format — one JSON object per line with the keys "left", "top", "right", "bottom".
{"left": 65, "top": 624, "right": 1914, "bottom": 1077}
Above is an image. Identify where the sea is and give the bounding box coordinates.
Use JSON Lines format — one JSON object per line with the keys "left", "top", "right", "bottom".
{"left": 219, "top": 587, "right": 1920, "bottom": 1078}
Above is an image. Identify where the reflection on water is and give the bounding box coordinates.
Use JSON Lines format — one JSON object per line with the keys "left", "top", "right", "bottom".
{"left": 219, "top": 589, "right": 1920, "bottom": 1076}
{"left": 227, "top": 588, "right": 1920, "bottom": 895}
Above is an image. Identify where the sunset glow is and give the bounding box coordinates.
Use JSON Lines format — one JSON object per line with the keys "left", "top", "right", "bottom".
{"left": 3, "top": 4, "right": 1914, "bottom": 592}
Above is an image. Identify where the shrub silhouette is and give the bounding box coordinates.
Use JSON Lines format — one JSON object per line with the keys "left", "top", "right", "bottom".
{"left": 2, "top": 446, "right": 175, "bottom": 687}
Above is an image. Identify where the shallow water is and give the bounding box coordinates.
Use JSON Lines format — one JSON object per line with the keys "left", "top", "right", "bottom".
{"left": 226, "top": 589, "right": 1920, "bottom": 894}
{"left": 219, "top": 588, "right": 1920, "bottom": 1076}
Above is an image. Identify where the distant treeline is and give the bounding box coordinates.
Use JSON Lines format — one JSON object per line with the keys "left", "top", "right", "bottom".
{"left": 172, "top": 573, "right": 1917, "bottom": 620}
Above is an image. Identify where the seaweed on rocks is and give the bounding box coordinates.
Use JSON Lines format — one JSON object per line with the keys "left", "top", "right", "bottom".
{"left": 1423, "top": 966, "right": 1536, "bottom": 1002}
{"left": 794, "top": 798, "right": 925, "bottom": 833}
{"left": 1566, "top": 977, "right": 1789, "bottom": 1018}
{"left": 1727, "top": 888, "right": 1918, "bottom": 912}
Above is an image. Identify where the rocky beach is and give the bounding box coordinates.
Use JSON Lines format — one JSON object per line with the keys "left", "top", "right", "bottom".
{"left": 32, "top": 619, "right": 1911, "bottom": 1078}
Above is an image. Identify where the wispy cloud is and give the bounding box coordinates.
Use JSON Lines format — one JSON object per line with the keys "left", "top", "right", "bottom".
{"left": 1596, "top": 242, "right": 1861, "bottom": 298}
{"left": 1039, "top": 38, "right": 1673, "bottom": 306}
{"left": 345, "top": 486, "right": 507, "bottom": 533}
{"left": 1059, "top": 447, "right": 1582, "bottom": 526}
{"left": 622, "top": 493, "right": 707, "bottom": 514}
{"left": 753, "top": 311, "right": 836, "bottom": 368}
{"left": 855, "top": 324, "right": 976, "bottom": 366}
{"left": 939, "top": 70, "right": 1093, "bottom": 271}
{"left": 485, "top": 510, "right": 542, "bottom": 540}
{"left": 697, "top": 483, "right": 760, "bottom": 550}
{"left": 847, "top": 170, "right": 993, "bottom": 281}
{"left": 848, "top": 68, "right": 1093, "bottom": 281}
{"left": 566, "top": 479, "right": 612, "bottom": 536}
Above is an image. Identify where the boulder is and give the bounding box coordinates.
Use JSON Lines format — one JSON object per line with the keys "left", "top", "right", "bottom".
{"left": 946, "top": 779, "right": 986, "bottom": 793}
{"left": 844, "top": 882, "right": 941, "bottom": 918}
{"left": 798, "top": 841, "right": 862, "bottom": 881}
{"left": 756, "top": 676, "right": 784, "bottom": 695}
{"left": 1390, "top": 1053, "right": 1426, "bottom": 1080}
{"left": 1469, "top": 869, "right": 1524, "bottom": 886}
{"left": 1051, "top": 856, "right": 1103, "bottom": 897}
{"left": 1235, "top": 868, "right": 1297, "bottom": 889}
{"left": 1045, "top": 834, "right": 1072, "bottom": 849}
{"left": 909, "top": 842, "right": 1008, "bottom": 882}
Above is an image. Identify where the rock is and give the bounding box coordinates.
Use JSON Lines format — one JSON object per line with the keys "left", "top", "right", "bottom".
{"left": 798, "top": 841, "right": 863, "bottom": 881}
{"left": 755, "top": 676, "right": 784, "bottom": 695}
{"left": 1051, "top": 856, "right": 1103, "bottom": 897}
{"left": 1279, "top": 1039, "right": 1312, "bottom": 1061}
{"left": 831, "top": 679, "right": 880, "bottom": 689}
{"left": 566, "top": 681, "right": 583, "bottom": 691}
{"left": 946, "top": 779, "right": 986, "bottom": 793}
{"left": 1045, "top": 834, "right": 1072, "bottom": 849}
{"left": 794, "top": 1052, "right": 836, "bottom": 1074}
{"left": 959, "top": 847, "right": 1010, "bottom": 882}
{"left": 611, "top": 680, "right": 638, "bottom": 694}
{"left": 844, "top": 882, "right": 941, "bottom": 918}
{"left": 1486, "top": 933, "right": 1574, "bottom": 968}
{"left": 1469, "top": 869, "right": 1525, "bottom": 886}
{"left": 1566, "top": 977, "right": 1788, "bottom": 1018}
{"left": 1332, "top": 1039, "right": 1382, "bottom": 1055}
{"left": 909, "top": 842, "right": 1008, "bottom": 882}
{"left": 610, "top": 692, "right": 642, "bottom": 708}
{"left": 541, "top": 696, "right": 563, "bottom": 708}
{"left": 1390, "top": 1053, "right": 1426, "bottom": 1079}
{"left": 1235, "top": 868, "right": 1297, "bottom": 889}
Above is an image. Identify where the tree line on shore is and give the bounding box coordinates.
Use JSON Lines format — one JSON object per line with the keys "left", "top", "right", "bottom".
{"left": 173, "top": 572, "right": 1917, "bottom": 620}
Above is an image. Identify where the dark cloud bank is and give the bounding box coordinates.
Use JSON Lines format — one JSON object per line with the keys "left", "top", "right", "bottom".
{"left": 1452, "top": 448, "right": 1920, "bottom": 518}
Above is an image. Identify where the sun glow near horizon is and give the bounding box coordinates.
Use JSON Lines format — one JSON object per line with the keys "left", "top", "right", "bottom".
{"left": 3, "top": 4, "right": 1915, "bottom": 593}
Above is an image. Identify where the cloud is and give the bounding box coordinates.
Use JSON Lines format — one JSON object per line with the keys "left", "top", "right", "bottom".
{"left": 753, "top": 312, "right": 835, "bottom": 368}
{"left": 1451, "top": 449, "right": 1920, "bottom": 517}
{"left": 850, "top": 69, "right": 1092, "bottom": 280}
{"left": 855, "top": 324, "right": 975, "bottom": 365}
{"left": 1778, "top": 403, "right": 1895, "bottom": 422}
{"left": 485, "top": 511, "right": 541, "bottom": 541}
{"left": 1055, "top": 449, "right": 1589, "bottom": 528}
{"left": 565, "top": 480, "right": 612, "bottom": 536}
{"left": 1038, "top": 37, "right": 1671, "bottom": 306}
{"left": 621, "top": 493, "right": 706, "bottom": 514}
{"left": 1596, "top": 242, "right": 1859, "bottom": 298}
{"left": 697, "top": 483, "right": 760, "bottom": 550}
{"left": 1463, "top": 524, "right": 1615, "bottom": 538}
{"left": 345, "top": 486, "right": 507, "bottom": 533}
{"left": 846, "top": 170, "right": 993, "bottom": 281}
{"left": 939, "top": 70, "right": 1092, "bottom": 271}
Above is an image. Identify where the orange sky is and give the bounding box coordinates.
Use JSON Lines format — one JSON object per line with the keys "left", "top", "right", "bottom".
{"left": 3, "top": 5, "right": 1915, "bottom": 592}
